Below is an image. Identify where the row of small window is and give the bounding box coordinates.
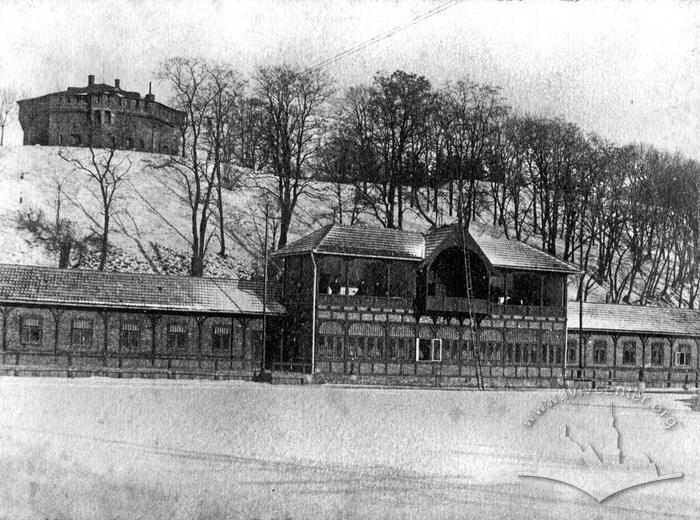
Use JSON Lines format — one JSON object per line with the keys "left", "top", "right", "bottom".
{"left": 568, "top": 340, "right": 693, "bottom": 367}
{"left": 18, "top": 316, "right": 235, "bottom": 351}
{"left": 317, "top": 335, "right": 566, "bottom": 364}
{"left": 57, "top": 96, "right": 141, "bottom": 108}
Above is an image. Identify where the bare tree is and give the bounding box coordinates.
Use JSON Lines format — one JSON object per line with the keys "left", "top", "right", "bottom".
{"left": 0, "top": 88, "right": 17, "bottom": 146}
{"left": 201, "top": 63, "right": 245, "bottom": 257}
{"left": 155, "top": 57, "right": 243, "bottom": 275}
{"left": 254, "top": 65, "right": 334, "bottom": 249}
{"left": 58, "top": 145, "right": 131, "bottom": 270}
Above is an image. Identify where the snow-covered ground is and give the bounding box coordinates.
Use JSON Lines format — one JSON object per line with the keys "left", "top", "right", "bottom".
{"left": 0, "top": 377, "right": 697, "bottom": 519}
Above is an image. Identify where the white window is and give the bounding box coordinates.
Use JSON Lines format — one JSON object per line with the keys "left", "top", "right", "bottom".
{"left": 675, "top": 346, "right": 691, "bottom": 367}
{"left": 416, "top": 338, "right": 442, "bottom": 362}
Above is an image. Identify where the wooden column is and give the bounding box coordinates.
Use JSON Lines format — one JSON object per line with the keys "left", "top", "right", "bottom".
{"left": 229, "top": 316, "right": 235, "bottom": 370}
{"left": 150, "top": 314, "right": 159, "bottom": 366}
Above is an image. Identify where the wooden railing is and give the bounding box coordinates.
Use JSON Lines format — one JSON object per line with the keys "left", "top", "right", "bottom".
{"left": 425, "top": 297, "right": 565, "bottom": 317}
{"left": 425, "top": 296, "right": 490, "bottom": 315}
{"left": 317, "top": 294, "right": 413, "bottom": 310}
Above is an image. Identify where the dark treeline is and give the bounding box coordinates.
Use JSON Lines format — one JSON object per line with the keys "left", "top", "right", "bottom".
{"left": 322, "top": 70, "right": 700, "bottom": 308}
{"left": 157, "top": 58, "right": 700, "bottom": 308}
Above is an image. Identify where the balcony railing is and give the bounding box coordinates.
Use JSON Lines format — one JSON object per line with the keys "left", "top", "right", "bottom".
{"left": 425, "top": 296, "right": 565, "bottom": 318}
{"left": 425, "top": 296, "right": 490, "bottom": 315}
{"left": 317, "top": 294, "right": 413, "bottom": 310}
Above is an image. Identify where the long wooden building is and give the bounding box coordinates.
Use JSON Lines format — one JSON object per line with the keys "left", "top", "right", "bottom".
{"left": 0, "top": 264, "right": 284, "bottom": 378}
{"left": 1, "top": 224, "right": 699, "bottom": 388}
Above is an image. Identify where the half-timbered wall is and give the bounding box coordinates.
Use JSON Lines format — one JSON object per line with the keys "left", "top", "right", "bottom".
{"left": 0, "top": 304, "right": 264, "bottom": 375}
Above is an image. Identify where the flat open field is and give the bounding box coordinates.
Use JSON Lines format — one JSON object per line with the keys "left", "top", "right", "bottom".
{"left": 0, "top": 378, "right": 697, "bottom": 519}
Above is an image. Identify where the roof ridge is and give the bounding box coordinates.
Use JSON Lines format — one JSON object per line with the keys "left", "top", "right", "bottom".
{"left": 0, "top": 263, "right": 246, "bottom": 284}
{"left": 313, "top": 223, "right": 336, "bottom": 252}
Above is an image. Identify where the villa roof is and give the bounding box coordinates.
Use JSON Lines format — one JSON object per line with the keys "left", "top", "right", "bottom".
{"left": 273, "top": 225, "right": 425, "bottom": 261}
{"left": 424, "top": 224, "right": 580, "bottom": 274}
{"left": 0, "top": 264, "right": 284, "bottom": 316}
{"left": 567, "top": 302, "right": 700, "bottom": 337}
{"left": 275, "top": 223, "right": 578, "bottom": 273}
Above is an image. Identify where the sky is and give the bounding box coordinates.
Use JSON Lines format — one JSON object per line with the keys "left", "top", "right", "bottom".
{"left": 0, "top": 0, "right": 699, "bottom": 160}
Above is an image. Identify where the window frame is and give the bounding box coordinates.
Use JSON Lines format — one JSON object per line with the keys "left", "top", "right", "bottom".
{"left": 675, "top": 346, "right": 691, "bottom": 367}
{"left": 592, "top": 340, "right": 608, "bottom": 365}
{"left": 650, "top": 342, "right": 665, "bottom": 366}
{"left": 621, "top": 341, "right": 637, "bottom": 366}
{"left": 416, "top": 338, "right": 442, "bottom": 362}
{"left": 119, "top": 320, "right": 140, "bottom": 351}
{"left": 212, "top": 324, "right": 231, "bottom": 353}
{"left": 70, "top": 318, "right": 94, "bottom": 349}
{"left": 20, "top": 315, "right": 43, "bottom": 346}
{"left": 167, "top": 322, "right": 188, "bottom": 351}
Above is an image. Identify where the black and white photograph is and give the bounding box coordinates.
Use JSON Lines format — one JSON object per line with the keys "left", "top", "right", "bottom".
{"left": 0, "top": 0, "right": 699, "bottom": 518}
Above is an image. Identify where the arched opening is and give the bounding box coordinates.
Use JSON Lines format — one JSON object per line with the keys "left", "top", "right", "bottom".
{"left": 428, "top": 246, "right": 489, "bottom": 299}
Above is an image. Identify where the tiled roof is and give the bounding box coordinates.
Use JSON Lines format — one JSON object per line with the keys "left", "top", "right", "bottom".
{"left": 272, "top": 225, "right": 333, "bottom": 256}
{"left": 273, "top": 225, "right": 425, "bottom": 261}
{"left": 425, "top": 224, "right": 580, "bottom": 274}
{"left": 275, "top": 223, "right": 578, "bottom": 272}
{"left": 0, "top": 264, "right": 284, "bottom": 316}
{"left": 567, "top": 302, "right": 700, "bottom": 337}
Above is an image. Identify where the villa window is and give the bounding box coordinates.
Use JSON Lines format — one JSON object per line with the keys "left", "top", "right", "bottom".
{"left": 119, "top": 321, "right": 140, "bottom": 350}
{"left": 212, "top": 325, "right": 230, "bottom": 352}
{"left": 71, "top": 318, "right": 93, "bottom": 348}
{"left": 20, "top": 315, "right": 43, "bottom": 346}
{"left": 622, "top": 341, "right": 636, "bottom": 365}
{"left": 675, "top": 345, "right": 691, "bottom": 367}
{"left": 650, "top": 342, "right": 665, "bottom": 366}
{"left": 167, "top": 323, "right": 188, "bottom": 350}
{"left": 94, "top": 110, "right": 101, "bottom": 124}
{"left": 567, "top": 339, "right": 577, "bottom": 364}
{"left": 593, "top": 340, "right": 607, "bottom": 364}
{"left": 416, "top": 338, "right": 442, "bottom": 362}
{"left": 104, "top": 111, "right": 112, "bottom": 124}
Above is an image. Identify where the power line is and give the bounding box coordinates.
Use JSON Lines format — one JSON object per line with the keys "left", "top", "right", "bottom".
{"left": 311, "top": 0, "right": 464, "bottom": 70}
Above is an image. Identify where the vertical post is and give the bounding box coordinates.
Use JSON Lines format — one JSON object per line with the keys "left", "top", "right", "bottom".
{"left": 261, "top": 200, "right": 269, "bottom": 374}
{"left": 311, "top": 252, "right": 318, "bottom": 376}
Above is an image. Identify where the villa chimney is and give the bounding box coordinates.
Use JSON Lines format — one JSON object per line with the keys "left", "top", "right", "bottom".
{"left": 145, "top": 81, "right": 155, "bottom": 102}
{"left": 114, "top": 78, "right": 120, "bottom": 89}
{"left": 88, "top": 74, "right": 95, "bottom": 87}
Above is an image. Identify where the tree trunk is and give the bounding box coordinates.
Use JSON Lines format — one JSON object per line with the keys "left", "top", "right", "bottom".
{"left": 216, "top": 164, "right": 226, "bottom": 256}
{"left": 99, "top": 211, "right": 109, "bottom": 271}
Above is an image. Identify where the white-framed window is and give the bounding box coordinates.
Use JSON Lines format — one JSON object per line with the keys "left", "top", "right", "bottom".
{"left": 416, "top": 338, "right": 442, "bottom": 362}
{"left": 675, "top": 345, "right": 691, "bottom": 367}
